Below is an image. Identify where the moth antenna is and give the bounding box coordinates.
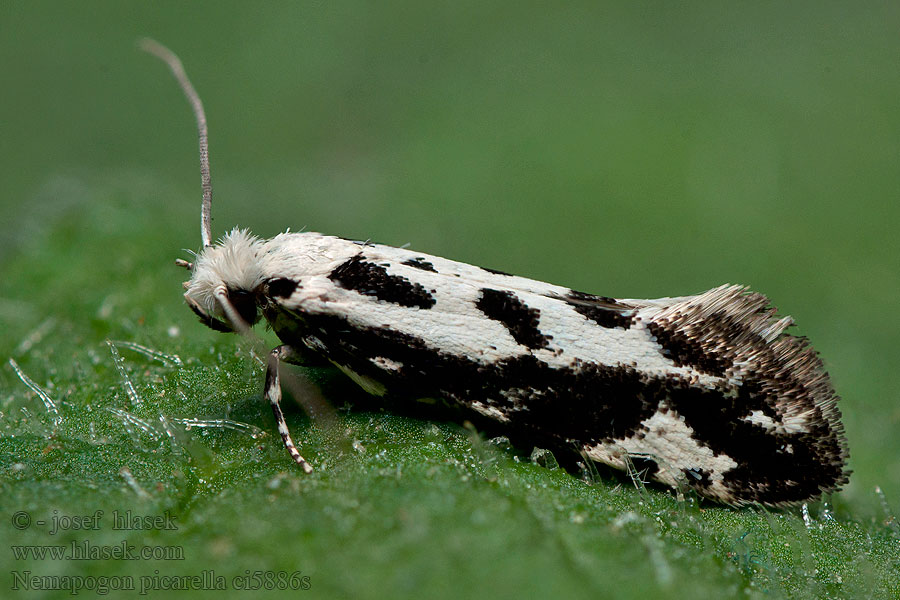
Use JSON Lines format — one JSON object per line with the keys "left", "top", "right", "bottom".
{"left": 139, "top": 38, "right": 213, "bottom": 248}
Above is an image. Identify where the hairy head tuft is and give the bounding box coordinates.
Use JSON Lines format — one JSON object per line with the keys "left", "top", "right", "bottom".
{"left": 184, "top": 228, "right": 265, "bottom": 317}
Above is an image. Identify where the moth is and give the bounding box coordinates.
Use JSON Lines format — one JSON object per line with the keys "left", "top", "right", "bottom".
{"left": 142, "top": 40, "right": 849, "bottom": 506}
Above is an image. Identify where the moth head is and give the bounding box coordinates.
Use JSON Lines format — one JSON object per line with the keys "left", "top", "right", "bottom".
{"left": 181, "top": 229, "right": 265, "bottom": 333}
{"left": 141, "top": 40, "right": 263, "bottom": 334}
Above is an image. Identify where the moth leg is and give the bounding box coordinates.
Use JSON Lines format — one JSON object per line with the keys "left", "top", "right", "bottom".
{"left": 287, "top": 336, "right": 330, "bottom": 367}
{"left": 265, "top": 344, "right": 314, "bottom": 473}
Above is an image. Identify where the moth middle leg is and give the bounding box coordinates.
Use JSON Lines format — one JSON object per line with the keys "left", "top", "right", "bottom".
{"left": 265, "top": 343, "right": 323, "bottom": 473}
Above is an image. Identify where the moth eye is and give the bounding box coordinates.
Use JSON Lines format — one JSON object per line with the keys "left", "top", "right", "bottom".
{"left": 227, "top": 288, "right": 260, "bottom": 326}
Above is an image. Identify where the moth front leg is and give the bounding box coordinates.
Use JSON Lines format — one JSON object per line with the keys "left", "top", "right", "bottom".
{"left": 265, "top": 344, "right": 314, "bottom": 473}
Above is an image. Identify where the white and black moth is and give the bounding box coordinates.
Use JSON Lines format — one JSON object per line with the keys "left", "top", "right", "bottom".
{"left": 143, "top": 40, "right": 848, "bottom": 507}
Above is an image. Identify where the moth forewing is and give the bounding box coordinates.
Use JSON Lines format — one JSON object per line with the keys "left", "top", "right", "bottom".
{"left": 143, "top": 40, "right": 848, "bottom": 507}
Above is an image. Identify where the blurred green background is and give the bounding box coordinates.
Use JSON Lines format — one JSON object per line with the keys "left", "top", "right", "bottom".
{"left": 2, "top": 2, "right": 899, "bottom": 598}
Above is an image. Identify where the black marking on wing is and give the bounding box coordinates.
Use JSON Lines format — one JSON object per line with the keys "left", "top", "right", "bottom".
{"left": 565, "top": 290, "right": 633, "bottom": 329}
{"left": 329, "top": 254, "right": 436, "bottom": 309}
{"left": 267, "top": 277, "right": 299, "bottom": 299}
{"left": 647, "top": 321, "right": 729, "bottom": 376}
{"left": 481, "top": 265, "right": 511, "bottom": 276}
{"left": 666, "top": 380, "right": 846, "bottom": 505}
{"left": 402, "top": 257, "right": 437, "bottom": 272}
{"left": 271, "top": 310, "right": 659, "bottom": 447}
{"left": 476, "top": 288, "right": 551, "bottom": 349}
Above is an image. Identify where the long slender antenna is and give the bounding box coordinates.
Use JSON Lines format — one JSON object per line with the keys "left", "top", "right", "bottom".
{"left": 139, "top": 38, "right": 213, "bottom": 248}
